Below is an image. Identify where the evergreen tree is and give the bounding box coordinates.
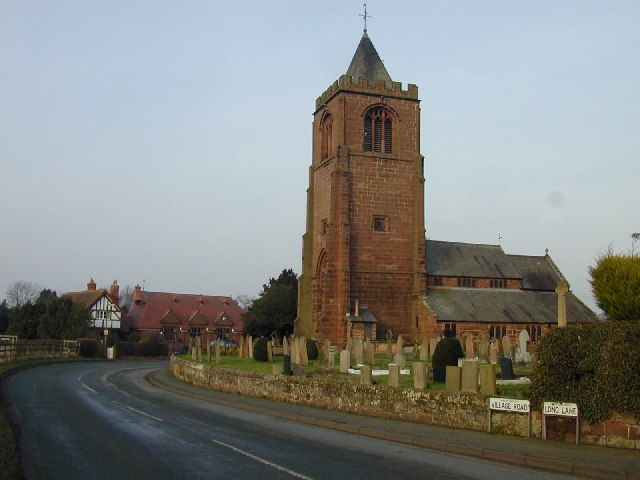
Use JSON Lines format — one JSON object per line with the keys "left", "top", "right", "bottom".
{"left": 589, "top": 248, "right": 640, "bottom": 321}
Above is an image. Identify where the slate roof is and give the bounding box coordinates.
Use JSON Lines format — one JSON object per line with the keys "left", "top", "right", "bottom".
{"left": 346, "top": 307, "right": 378, "bottom": 324}
{"left": 128, "top": 291, "right": 243, "bottom": 332}
{"left": 426, "top": 240, "right": 521, "bottom": 279}
{"left": 346, "top": 32, "right": 392, "bottom": 86}
{"left": 426, "top": 287, "right": 597, "bottom": 324}
{"left": 506, "top": 254, "right": 566, "bottom": 291}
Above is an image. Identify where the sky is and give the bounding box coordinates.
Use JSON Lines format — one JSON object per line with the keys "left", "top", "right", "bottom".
{"left": 1, "top": 1, "right": 639, "bottom": 311}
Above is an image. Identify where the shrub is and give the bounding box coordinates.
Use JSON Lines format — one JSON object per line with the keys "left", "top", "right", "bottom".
{"left": 253, "top": 337, "right": 268, "bottom": 362}
{"left": 306, "top": 339, "right": 318, "bottom": 360}
{"left": 530, "top": 322, "right": 640, "bottom": 423}
{"left": 432, "top": 337, "right": 464, "bottom": 382}
{"left": 78, "top": 339, "right": 100, "bottom": 358}
{"left": 116, "top": 340, "right": 168, "bottom": 357}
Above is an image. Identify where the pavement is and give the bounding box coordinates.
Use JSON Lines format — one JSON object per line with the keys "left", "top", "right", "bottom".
{"left": 149, "top": 368, "right": 640, "bottom": 480}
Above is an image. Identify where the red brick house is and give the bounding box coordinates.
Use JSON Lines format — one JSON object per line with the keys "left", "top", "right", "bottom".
{"left": 126, "top": 285, "right": 243, "bottom": 348}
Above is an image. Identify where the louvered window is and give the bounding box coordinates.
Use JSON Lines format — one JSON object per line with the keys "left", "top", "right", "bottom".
{"left": 320, "top": 114, "right": 332, "bottom": 160}
{"left": 363, "top": 107, "right": 392, "bottom": 153}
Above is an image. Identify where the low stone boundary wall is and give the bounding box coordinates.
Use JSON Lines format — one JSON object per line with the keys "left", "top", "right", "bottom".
{"left": 170, "top": 356, "right": 640, "bottom": 450}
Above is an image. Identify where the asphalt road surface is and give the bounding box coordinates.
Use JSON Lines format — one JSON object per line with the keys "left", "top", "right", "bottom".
{"left": 3, "top": 361, "right": 573, "bottom": 479}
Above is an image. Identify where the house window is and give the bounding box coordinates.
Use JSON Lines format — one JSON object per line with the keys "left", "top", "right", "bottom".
{"left": 320, "top": 113, "right": 332, "bottom": 160}
{"left": 162, "top": 326, "right": 177, "bottom": 341}
{"left": 373, "top": 216, "right": 388, "bottom": 232}
{"left": 189, "top": 327, "right": 203, "bottom": 337}
{"left": 457, "top": 277, "right": 477, "bottom": 288}
{"left": 431, "top": 276, "right": 443, "bottom": 286}
{"left": 364, "top": 107, "right": 392, "bottom": 153}
{"left": 490, "top": 279, "right": 506, "bottom": 289}
{"left": 444, "top": 323, "right": 456, "bottom": 336}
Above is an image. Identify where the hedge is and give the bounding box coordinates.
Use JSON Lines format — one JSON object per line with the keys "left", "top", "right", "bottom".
{"left": 116, "top": 341, "right": 168, "bottom": 357}
{"left": 529, "top": 321, "right": 640, "bottom": 423}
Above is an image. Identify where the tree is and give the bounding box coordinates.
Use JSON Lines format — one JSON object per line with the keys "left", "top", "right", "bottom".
{"left": 6, "top": 280, "right": 41, "bottom": 308}
{"left": 242, "top": 269, "right": 298, "bottom": 338}
{"left": 119, "top": 284, "right": 134, "bottom": 313}
{"left": 233, "top": 294, "right": 256, "bottom": 310}
{"left": 0, "top": 300, "right": 10, "bottom": 333}
{"left": 7, "top": 290, "right": 91, "bottom": 339}
{"left": 589, "top": 248, "right": 640, "bottom": 321}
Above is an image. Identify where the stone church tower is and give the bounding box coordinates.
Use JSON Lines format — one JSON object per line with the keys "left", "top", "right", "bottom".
{"left": 296, "top": 32, "right": 427, "bottom": 341}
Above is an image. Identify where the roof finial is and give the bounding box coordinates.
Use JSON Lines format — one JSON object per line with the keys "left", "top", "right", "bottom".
{"left": 498, "top": 234, "right": 503, "bottom": 246}
{"left": 360, "top": 2, "right": 371, "bottom": 33}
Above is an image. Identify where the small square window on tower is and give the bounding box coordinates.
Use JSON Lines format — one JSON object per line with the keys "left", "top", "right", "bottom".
{"left": 373, "top": 215, "right": 388, "bottom": 232}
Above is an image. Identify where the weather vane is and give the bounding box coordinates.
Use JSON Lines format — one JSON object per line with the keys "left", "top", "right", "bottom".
{"left": 360, "top": 2, "right": 371, "bottom": 32}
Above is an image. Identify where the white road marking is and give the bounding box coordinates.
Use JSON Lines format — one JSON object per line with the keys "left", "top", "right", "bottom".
{"left": 111, "top": 401, "right": 164, "bottom": 422}
{"left": 212, "top": 439, "right": 314, "bottom": 479}
{"left": 82, "top": 383, "right": 97, "bottom": 393}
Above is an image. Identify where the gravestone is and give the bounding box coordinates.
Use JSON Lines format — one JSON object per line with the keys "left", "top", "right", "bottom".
{"left": 267, "top": 341, "right": 273, "bottom": 362}
{"left": 339, "top": 350, "right": 350, "bottom": 373}
{"left": 501, "top": 335, "right": 512, "bottom": 359}
{"left": 207, "top": 341, "right": 211, "bottom": 363}
{"left": 300, "top": 337, "right": 308, "bottom": 366}
{"left": 393, "top": 352, "right": 406, "bottom": 370}
{"left": 429, "top": 338, "right": 439, "bottom": 359}
{"left": 272, "top": 364, "right": 283, "bottom": 375}
{"left": 248, "top": 335, "right": 254, "bottom": 359}
{"left": 412, "top": 361, "right": 426, "bottom": 390}
{"left": 282, "top": 336, "right": 289, "bottom": 356}
{"left": 327, "top": 350, "right": 335, "bottom": 368}
{"left": 366, "top": 341, "right": 375, "bottom": 366}
{"left": 445, "top": 366, "right": 462, "bottom": 393}
{"left": 385, "top": 329, "right": 393, "bottom": 355}
{"left": 359, "top": 365, "right": 372, "bottom": 385}
{"left": 465, "top": 336, "right": 475, "bottom": 359}
{"left": 346, "top": 337, "right": 353, "bottom": 354}
{"left": 354, "top": 338, "right": 364, "bottom": 365}
{"left": 461, "top": 360, "right": 480, "bottom": 393}
{"left": 292, "top": 365, "right": 306, "bottom": 377}
{"left": 419, "top": 337, "right": 428, "bottom": 361}
{"left": 489, "top": 342, "right": 498, "bottom": 364}
{"left": 215, "top": 341, "right": 220, "bottom": 364}
{"left": 479, "top": 364, "right": 496, "bottom": 395}
{"left": 324, "top": 339, "right": 331, "bottom": 359}
{"left": 479, "top": 339, "right": 489, "bottom": 362}
{"left": 283, "top": 354, "right": 292, "bottom": 375}
{"left": 238, "top": 336, "right": 245, "bottom": 358}
{"left": 499, "top": 356, "right": 516, "bottom": 380}
{"left": 396, "top": 334, "right": 403, "bottom": 355}
{"left": 388, "top": 363, "right": 400, "bottom": 387}
{"left": 516, "top": 329, "right": 532, "bottom": 363}
{"left": 292, "top": 338, "right": 300, "bottom": 365}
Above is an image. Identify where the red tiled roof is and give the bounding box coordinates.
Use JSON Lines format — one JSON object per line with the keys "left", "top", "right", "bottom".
{"left": 128, "top": 291, "right": 243, "bottom": 333}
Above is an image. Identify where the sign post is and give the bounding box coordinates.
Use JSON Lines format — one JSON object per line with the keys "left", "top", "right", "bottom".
{"left": 488, "top": 398, "right": 531, "bottom": 437}
{"left": 542, "top": 402, "right": 579, "bottom": 445}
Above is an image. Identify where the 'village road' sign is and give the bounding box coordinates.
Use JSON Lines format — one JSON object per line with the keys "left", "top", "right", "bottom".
{"left": 489, "top": 398, "right": 530, "bottom": 413}
{"left": 542, "top": 402, "right": 578, "bottom": 417}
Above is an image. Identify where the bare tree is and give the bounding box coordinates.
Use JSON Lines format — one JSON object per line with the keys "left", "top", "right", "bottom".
{"left": 6, "top": 281, "right": 42, "bottom": 308}
{"left": 119, "top": 284, "right": 134, "bottom": 313}
{"left": 233, "top": 294, "right": 256, "bottom": 310}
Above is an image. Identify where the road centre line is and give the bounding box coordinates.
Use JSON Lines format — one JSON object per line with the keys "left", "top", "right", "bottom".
{"left": 82, "top": 383, "right": 97, "bottom": 393}
{"left": 111, "top": 401, "right": 164, "bottom": 422}
{"left": 212, "top": 439, "right": 314, "bottom": 480}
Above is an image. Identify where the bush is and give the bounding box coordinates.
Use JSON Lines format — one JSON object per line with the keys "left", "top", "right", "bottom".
{"left": 116, "top": 340, "right": 168, "bottom": 357}
{"left": 432, "top": 337, "right": 464, "bottom": 382}
{"left": 306, "top": 339, "right": 318, "bottom": 360}
{"left": 78, "top": 339, "right": 100, "bottom": 358}
{"left": 530, "top": 322, "right": 640, "bottom": 423}
{"left": 253, "top": 337, "right": 268, "bottom": 362}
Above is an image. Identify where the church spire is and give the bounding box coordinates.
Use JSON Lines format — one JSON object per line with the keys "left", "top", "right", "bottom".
{"left": 345, "top": 31, "right": 392, "bottom": 85}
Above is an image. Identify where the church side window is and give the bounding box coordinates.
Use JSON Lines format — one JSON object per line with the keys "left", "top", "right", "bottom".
{"left": 364, "top": 107, "right": 392, "bottom": 153}
{"left": 320, "top": 114, "right": 332, "bottom": 160}
{"left": 457, "top": 277, "right": 477, "bottom": 288}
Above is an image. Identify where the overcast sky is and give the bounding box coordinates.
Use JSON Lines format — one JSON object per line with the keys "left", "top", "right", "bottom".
{"left": 1, "top": 1, "right": 638, "bottom": 311}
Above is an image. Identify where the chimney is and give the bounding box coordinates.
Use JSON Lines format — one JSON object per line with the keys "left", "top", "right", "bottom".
{"left": 133, "top": 284, "right": 143, "bottom": 304}
{"left": 110, "top": 280, "right": 120, "bottom": 306}
{"left": 555, "top": 282, "right": 569, "bottom": 327}
{"left": 355, "top": 299, "right": 359, "bottom": 317}
{"left": 87, "top": 278, "right": 96, "bottom": 291}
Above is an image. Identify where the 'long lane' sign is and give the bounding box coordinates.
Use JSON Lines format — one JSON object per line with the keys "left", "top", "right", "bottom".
{"left": 543, "top": 402, "right": 578, "bottom": 417}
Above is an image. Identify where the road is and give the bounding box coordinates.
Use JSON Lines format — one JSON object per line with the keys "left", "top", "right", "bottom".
{"left": 3, "top": 361, "right": 573, "bottom": 479}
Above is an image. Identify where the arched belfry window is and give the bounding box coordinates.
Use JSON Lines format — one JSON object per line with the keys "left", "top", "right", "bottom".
{"left": 320, "top": 113, "right": 333, "bottom": 160}
{"left": 364, "top": 107, "right": 392, "bottom": 154}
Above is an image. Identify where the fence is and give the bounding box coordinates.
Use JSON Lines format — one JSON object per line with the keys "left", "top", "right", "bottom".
{"left": 0, "top": 336, "right": 79, "bottom": 362}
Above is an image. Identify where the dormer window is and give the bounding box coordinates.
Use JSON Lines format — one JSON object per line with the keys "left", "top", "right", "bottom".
{"left": 364, "top": 107, "right": 392, "bottom": 153}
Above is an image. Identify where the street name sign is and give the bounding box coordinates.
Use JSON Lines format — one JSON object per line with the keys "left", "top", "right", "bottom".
{"left": 542, "top": 402, "right": 578, "bottom": 417}
{"left": 489, "top": 398, "right": 530, "bottom": 413}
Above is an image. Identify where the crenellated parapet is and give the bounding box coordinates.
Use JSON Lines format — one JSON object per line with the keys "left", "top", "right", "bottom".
{"left": 316, "top": 74, "right": 418, "bottom": 110}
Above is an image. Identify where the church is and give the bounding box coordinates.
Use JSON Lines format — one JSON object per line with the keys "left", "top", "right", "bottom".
{"left": 295, "top": 30, "right": 595, "bottom": 344}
